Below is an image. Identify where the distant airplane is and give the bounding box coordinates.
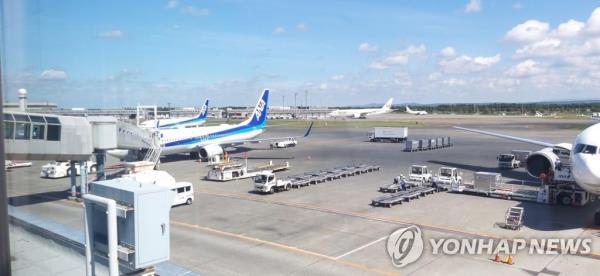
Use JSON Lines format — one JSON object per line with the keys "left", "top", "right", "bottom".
{"left": 140, "top": 99, "right": 209, "bottom": 129}
{"left": 534, "top": 111, "right": 544, "bottom": 117}
{"left": 405, "top": 105, "right": 428, "bottom": 115}
{"left": 329, "top": 98, "right": 394, "bottom": 119}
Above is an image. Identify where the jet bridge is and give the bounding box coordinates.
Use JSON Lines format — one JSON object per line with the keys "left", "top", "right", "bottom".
{"left": 3, "top": 111, "right": 159, "bottom": 160}
{"left": 3, "top": 111, "right": 161, "bottom": 196}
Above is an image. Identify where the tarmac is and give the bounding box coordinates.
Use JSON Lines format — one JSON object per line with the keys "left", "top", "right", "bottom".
{"left": 6, "top": 115, "right": 600, "bottom": 275}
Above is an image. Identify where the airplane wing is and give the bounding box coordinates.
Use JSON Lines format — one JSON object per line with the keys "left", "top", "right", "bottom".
{"left": 220, "top": 122, "right": 314, "bottom": 146}
{"left": 453, "top": 126, "right": 554, "bottom": 147}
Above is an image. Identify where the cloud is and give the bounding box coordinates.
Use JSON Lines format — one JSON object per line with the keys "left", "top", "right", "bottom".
{"left": 165, "top": 0, "right": 178, "bottom": 9}
{"left": 465, "top": 0, "right": 482, "bottom": 13}
{"left": 273, "top": 26, "right": 285, "bottom": 34}
{"left": 505, "top": 59, "right": 545, "bottom": 77}
{"left": 443, "top": 78, "right": 466, "bottom": 86}
{"left": 512, "top": 2, "right": 522, "bottom": 10}
{"left": 40, "top": 69, "right": 67, "bottom": 81}
{"left": 98, "top": 30, "right": 124, "bottom": 38}
{"left": 439, "top": 53, "right": 501, "bottom": 73}
{"left": 440, "top": 47, "right": 456, "bottom": 57}
{"left": 182, "top": 6, "right": 209, "bottom": 16}
{"left": 586, "top": 7, "right": 600, "bottom": 33}
{"left": 369, "top": 44, "right": 426, "bottom": 69}
{"left": 330, "top": 75, "right": 345, "bottom": 81}
{"left": 505, "top": 20, "right": 549, "bottom": 42}
{"left": 296, "top": 23, "right": 307, "bottom": 32}
{"left": 358, "top": 43, "right": 378, "bottom": 52}
{"left": 554, "top": 19, "right": 584, "bottom": 38}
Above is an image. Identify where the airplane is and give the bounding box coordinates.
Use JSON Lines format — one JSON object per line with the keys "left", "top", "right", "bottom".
{"left": 405, "top": 105, "right": 428, "bottom": 115}
{"left": 110, "top": 90, "right": 313, "bottom": 160}
{"left": 455, "top": 120, "right": 600, "bottom": 223}
{"left": 329, "top": 98, "right": 394, "bottom": 119}
{"left": 139, "top": 99, "right": 209, "bottom": 129}
{"left": 534, "top": 111, "right": 544, "bottom": 117}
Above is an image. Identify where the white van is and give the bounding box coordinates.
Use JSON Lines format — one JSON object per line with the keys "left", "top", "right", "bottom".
{"left": 171, "top": 182, "right": 194, "bottom": 206}
{"left": 121, "top": 170, "right": 194, "bottom": 206}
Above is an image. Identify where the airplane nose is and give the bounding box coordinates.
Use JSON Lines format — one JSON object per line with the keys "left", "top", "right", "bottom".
{"left": 571, "top": 153, "right": 600, "bottom": 194}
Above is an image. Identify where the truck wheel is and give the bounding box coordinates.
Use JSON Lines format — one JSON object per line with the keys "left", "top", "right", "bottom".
{"left": 269, "top": 187, "right": 275, "bottom": 194}
{"left": 286, "top": 184, "right": 291, "bottom": 191}
{"left": 558, "top": 193, "right": 572, "bottom": 206}
{"left": 186, "top": 198, "right": 193, "bottom": 205}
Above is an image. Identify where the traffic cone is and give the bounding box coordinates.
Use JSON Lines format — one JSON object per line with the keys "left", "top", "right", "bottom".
{"left": 505, "top": 255, "right": 514, "bottom": 265}
{"left": 494, "top": 254, "right": 501, "bottom": 262}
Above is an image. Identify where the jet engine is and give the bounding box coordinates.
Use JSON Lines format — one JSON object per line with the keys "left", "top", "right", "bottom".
{"left": 525, "top": 147, "right": 559, "bottom": 178}
{"left": 200, "top": 144, "right": 224, "bottom": 158}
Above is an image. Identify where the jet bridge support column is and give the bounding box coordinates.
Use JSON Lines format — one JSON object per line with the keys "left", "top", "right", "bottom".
{"left": 95, "top": 150, "right": 106, "bottom": 181}
{"left": 70, "top": 161, "right": 77, "bottom": 197}
{"left": 80, "top": 161, "right": 88, "bottom": 195}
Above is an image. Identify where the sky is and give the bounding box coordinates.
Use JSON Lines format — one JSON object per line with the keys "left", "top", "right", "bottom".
{"left": 2, "top": 0, "right": 600, "bottom": 108}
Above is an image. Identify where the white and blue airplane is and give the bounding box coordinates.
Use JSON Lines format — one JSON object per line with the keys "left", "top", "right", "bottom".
{"left": 140, "top": 99, "right": 210, "bottom": 129}
{"left": 113, "top": 89, "right": 312, "bottom": 160}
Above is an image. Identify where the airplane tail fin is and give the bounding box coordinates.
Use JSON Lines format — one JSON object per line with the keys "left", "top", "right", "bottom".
{"left": 382, "top": 98, "right": 394, "bottom": 110}
{"left": 197, "top": 99, "right": 209, "bottom": 119}
{"left": 406, "top": 105, "right": 412, "bottom": 112}
{"left": 242, "top": 89, "right": 269, "bottom": 128}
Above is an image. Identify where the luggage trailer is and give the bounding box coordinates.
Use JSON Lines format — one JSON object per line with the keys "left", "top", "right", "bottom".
{"left": 371, "top": 186, "right": 437, "bottom": 208}
{"left": 284, "top": 164, "right": 380, "bottom": 189}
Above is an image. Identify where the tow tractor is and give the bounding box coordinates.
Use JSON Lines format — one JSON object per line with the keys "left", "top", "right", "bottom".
{"left": 270, "top": 138, "right": 298, "bottom": 149}
{"left": 5, "top": 160, "right": 32, "bottom": 169}
{"left": 432, "top": 167, "right": 462, "bottom": 189}
{"left": 408, "top": 165, "right": 432, "bottom": 183}
{"left": 40, "top": 160, "right": 97, "bottom": 179}
{"left": 253, "top": 171, "right": 292, "bottom": 193}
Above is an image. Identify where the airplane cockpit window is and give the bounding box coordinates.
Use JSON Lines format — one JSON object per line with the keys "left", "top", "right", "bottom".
{"left": 574, "top": 144, "right": 597, "bottom": 155}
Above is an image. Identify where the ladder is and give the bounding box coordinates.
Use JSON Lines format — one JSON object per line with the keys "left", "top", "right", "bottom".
{"left": 142, "top": 130, "right": 162, "bottom": 165}
{"left": 505, "top": 207, "right": 524, "bottom": 230}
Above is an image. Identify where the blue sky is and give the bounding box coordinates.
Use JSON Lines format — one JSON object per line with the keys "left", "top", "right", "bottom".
{"left": 2, "top": 0, "right": 600, "bottom": 108}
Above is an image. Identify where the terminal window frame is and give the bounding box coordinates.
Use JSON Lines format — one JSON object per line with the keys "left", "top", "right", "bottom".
{"left": 45, "top": 116, "right": 61, "bottom": 141}
{"left": 30, "top": 115, "right": 46, "bottom": 140}
{"left": 3, "top": 113, "right": 14, "bottom": 139}
{"left": 13, "top": 114, "right": 31, "bottom": 140}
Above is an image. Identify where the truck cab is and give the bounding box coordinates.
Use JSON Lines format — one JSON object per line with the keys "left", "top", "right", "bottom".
{"left": 253, "top": 172, "right": 291, "bottom": 193}
{"left": 409, "top": 165, "right": 432, "bottom": 183}
{"left": 497, "top": 154, "right": 520, "bottom": 169}
{"left": 433, "top": 167, "right": 462, "bottom": 186}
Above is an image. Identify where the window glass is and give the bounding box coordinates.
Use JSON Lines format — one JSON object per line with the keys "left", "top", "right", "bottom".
{"left": 32, "top": 125, "right": 45, "bottom": 140}
{"left": 4, "top": 121, "right": 14, "bottom": 139}
{"left": 46, "top": 125, "right": 61, "bottom": 141}
{"left": 185, "top": 186, "right": 191, "bottom": 192}
{"left": 44, "top": 116, "right": 60, "bottom": 124}
{"left": 3, "top": 113, "right": 14, "bottom": 121}
{"left": 177, "top": 187, "right": 185, "bottom": 193}
{"left": 582, "top": 145, "right": 597, "bottom": 154}
{"left": 13, "top": 114, "right": 30, "bottom": 122}
{"left": 574, "top": 144, "right": 585, "bottom": 154}
{"left": 15, "top": 123, "right": 31, "bottom": 140}
{"left": 29, "top": 116, "right": 45, "bottom": 123}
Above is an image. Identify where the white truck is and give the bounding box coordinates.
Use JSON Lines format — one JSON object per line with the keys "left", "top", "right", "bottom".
{"left": 432, "top": 167, "right": 462, "bottom": 186}
{"left": 253, "top": 171, "right": 292, "bottom": 194}
{"left": 270, "top": 138, "right": 298, "bottom": 149}
{"left": 207, "top": 161, "right": 290, "bottom": 181}
{"left": 367, "top": 127, "right": 408, "bottom": 143}
{"left": 408, "top": 165, "right": 432, "bottom": 183}
{"left": 40, "top": 161, "right": 97, "bottom": 179}
{"left": 497, "top": 154, "right": 521, "bottom": 169}
{"left": 122, "top": 170, "right": 194, "bottom": 206}
{"left": 511, "top": 150, "right": 531, "bottom": 164}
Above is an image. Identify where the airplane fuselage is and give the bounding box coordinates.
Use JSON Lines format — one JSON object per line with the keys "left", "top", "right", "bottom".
{"left": 159, "top": 123, "right": 264, "bottom": 155}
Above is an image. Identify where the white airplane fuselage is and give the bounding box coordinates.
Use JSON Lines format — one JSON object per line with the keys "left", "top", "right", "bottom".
{"left": 329, "top": 108, "right": 391, "bottom": 118}
{"left": 159, "top": 124, "right": 264, "bottom": 155}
